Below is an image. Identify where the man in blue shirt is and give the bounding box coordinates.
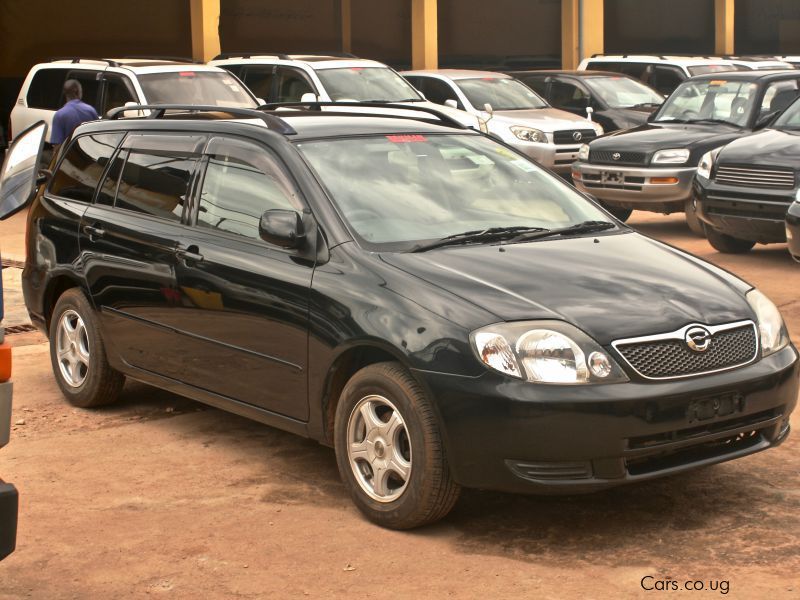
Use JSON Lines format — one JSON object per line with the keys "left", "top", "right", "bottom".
{"left": 51, "top": 80, "right": 98, "bottom": 145}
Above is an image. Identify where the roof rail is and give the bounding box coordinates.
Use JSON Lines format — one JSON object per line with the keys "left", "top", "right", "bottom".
{"left": 259, "top": 101, "right": 469, "bottom": 130}
{"left": 48, "top": 57, "right": 120, "bottom": 67}
{"left": 119, "top": 55, "right": 199, "bottom": 63}
{"left": 212, "top": 52, "right": 291, "bottom": 61}
{"left": 105, "top": 104, "right": 297, "bottom": 135}
{"left": 292, "top": 52, "right": 360, "bottom": 59}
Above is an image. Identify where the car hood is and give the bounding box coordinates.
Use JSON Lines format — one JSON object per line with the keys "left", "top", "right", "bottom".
{"left": 717, "top": 128, "right": 800, "bottom": 169}
{"left": 591, "top": 123, "right": 746, "bottom": 163}
{"left": 380, "top": 232, "right": 752, "bottom": 344}
{"left": 491, "top": 107, "right": 595, "bottom": 132}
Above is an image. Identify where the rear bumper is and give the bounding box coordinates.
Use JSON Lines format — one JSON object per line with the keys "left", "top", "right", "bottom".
{"left": 416, "top": 344, "right": 798, "bottom": 494}
{"left": 572, "top": 162, "right": 695, "bottom": 212}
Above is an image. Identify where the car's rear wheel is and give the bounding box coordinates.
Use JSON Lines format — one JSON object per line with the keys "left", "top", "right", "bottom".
{"left": 600, "top": 202, "right": 632, "bottom": 222}
{"left": 703, "top": 225, "right": 756, "bottom": 254}
{"left": 684, "top": 199, "right": 705, "bottom": 236}
{"left": 334, "top": 362, "right": 460, "bottom": 529}
{"left": 49, "top": 288, "right": 124, "bottom": 408}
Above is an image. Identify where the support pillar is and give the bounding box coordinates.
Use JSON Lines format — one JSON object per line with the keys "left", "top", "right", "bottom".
{"left": 412, "top": 0, "right": 438, "bottom": 70}
{"left": 715, "top": 0, "right": 735, "bottom": 55}
{"left": 342, "top": 0, "right": 352, "bottom": 54}
{"left": 562, "top": 0, "right": 604, "bottom": 70}
{"left": 190, "top": 0, "right": 221, "bottom": 62}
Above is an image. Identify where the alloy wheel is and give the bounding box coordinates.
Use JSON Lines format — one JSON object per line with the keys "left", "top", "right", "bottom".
{"left": 56, "top": 309, "right": 90, "bottom": 388}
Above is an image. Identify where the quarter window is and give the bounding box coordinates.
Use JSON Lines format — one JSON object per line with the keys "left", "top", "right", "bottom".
{"left": 27, "top": 69, "right": 68, "bottom": 110}
{"left": 196, "top": 137, "right": 300, "bottom": 240}
{"left": 48, "top": 132, "right": 125, "bottom": 202}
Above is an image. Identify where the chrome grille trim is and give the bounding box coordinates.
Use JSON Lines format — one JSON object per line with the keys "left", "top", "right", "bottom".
{"left": 715, "top": 165, "right": 795, "bottom": 189}
{"left": 611, "top": 320, "right": 759, "bottom": 381}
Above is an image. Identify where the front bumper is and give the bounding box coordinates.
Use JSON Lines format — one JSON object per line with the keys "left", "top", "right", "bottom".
{"left": 0, "top": 380, "right": 16, "bottom": 560}
{"left": 416, "top": 344, "right": 797, "bottom": 494}
{"left": 695, "top": 178, "right": 793, "bottom": 243}
{"left": 509, "top": 140, "right": 583, "bottom": 173}
{"left": 572, "top": 161, "right": 696, "bottom": 212}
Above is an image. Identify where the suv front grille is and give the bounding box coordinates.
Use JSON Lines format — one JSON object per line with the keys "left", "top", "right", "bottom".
{"left": 589, "top": 150, "right": 647, "bottom": 166}
{"left": 612, "top": 321, "right": 758, "bottom": 380}
{"left": 715, "top": 165, "right": 795, "bottom": 189}
{"left": 553, "top": 129, "right": 597, "bottom": 145}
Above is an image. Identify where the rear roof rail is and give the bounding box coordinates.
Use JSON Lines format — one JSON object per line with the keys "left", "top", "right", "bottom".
{"left": 212, "top": 52, "right": 291, "bottom": 61}
{"left": 119, "top": 55, "right": 199, "bottom": 64}
{"left": 259, "top": 101, "right": 470, "bottom": 130}
{"left": 48, "top": 57, "right": 121, "bottom": 67}
{"left": 105, "top": 104, "right": 297, "bottom": 135}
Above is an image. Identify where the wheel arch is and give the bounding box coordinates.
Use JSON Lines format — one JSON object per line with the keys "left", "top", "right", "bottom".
{"left": 42, "top": 274, "right": 88, "bottom": 331}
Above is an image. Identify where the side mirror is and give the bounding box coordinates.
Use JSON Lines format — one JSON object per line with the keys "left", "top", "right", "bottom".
{"left": 444, "top": 99, "right": 458, "bottom": 109}
{"left": 300, "top": 92, "right": 318, "bottom": 104}
{"left": 483, "top": 103, "right": 494, "bottom": 115}
{"left": 0, "top": 120, "right": 48, "bottom": 220}
{"left": 586, "top": 106, "right": 594, "bottom": 120}
{"left": 122, "top": 101, "right": 144, "bottom": 118}
{"left": 755, "top": 110, "right": 779, "bottom": 129}
{"left": 259, "top": 209, "right": 306, "bottom": 249}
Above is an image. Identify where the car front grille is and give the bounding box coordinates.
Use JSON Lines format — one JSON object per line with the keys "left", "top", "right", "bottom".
{"left": 714, "top": 165, "right": 796, "bottom": 189}
{"left": 588, "top": 150, "right": 648, "bottom": 166}
{"left": 612, "top": 321, "right": 758, "bottom": 380}
{"left": 554, "top": 129, "right": 597, "bottom": 145}
{"left": 704, "top": 189, "right": 792, "bottom": 221}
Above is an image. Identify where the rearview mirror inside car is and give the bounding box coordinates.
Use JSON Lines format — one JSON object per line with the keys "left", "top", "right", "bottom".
{"left": 0, "top": 121, "right": 48, "bottom": 221}
{"left": 259, "top": 209, "right": 306, "bottom": 249}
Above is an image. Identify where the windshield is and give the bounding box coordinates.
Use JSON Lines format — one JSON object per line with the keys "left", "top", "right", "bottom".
{"left": 585, "top": 76, "right": 664, "bottom": 108}
{"left": 138, "top": 71, "right": 257, "bottom": 108}
{"left": 655, "top": 79, "right": 758, "bottom": 126}
{"left": 687, "top": 65, "right": 742, "bottom": 76}
{"left": 297, "top": 134, "right": 612, "bottom": 251}
{"left": 772, "top": 95, "right": 800, "bottom": 128}
{"left": 455, "top": 78, "right": 547, "bottom": 111}
{"left": 316, "top": 67, "right": 423, "bottom": 102}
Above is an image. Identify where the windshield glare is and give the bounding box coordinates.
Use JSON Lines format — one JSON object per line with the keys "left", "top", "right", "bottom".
{"left": 585, "top": 76, "right": 664, "bottom": 108}
{"left": 138, "top": 72, "right": 257, "bottom": 108}
{"left": 655, "top": 80, "right": 758, "bottom": 126}
{"left": 316, "top": 67, "right": 422, "bottom": 102}
{"left": 297, "top": 134, "right": 611, "bottom": 250}
{"left": 456, "top": 78, "right": 547, "bottom": 111}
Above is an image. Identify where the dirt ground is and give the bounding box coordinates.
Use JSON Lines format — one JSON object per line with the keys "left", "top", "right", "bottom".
{"left": 1, "top": 210, "right": 798, "bottom": 599}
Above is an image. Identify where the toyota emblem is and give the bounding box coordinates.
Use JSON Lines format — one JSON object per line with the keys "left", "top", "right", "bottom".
{"left": 612, "top": 152, "right": 621, "bottom": 161}
{"left": 685, "top": 326, "right": 712, "bottom": 353}
{"left": 572, "top": 131, "right": 583, "bottom": 141}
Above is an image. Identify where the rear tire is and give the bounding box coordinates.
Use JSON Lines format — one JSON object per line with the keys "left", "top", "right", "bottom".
{"left": 703, "top": 224, "right": 756, "bottom": 254}
{"left": 600, "top": 202, "right": 632, "bottom": 222}
{"left": 334, "top": 362, "right": 460, "bottom": 529}
{"left": 684, "top": 199, "right": 705, "bottom": 236}
{"left": 49, "top": 288, "right": 125, "bottom": 408}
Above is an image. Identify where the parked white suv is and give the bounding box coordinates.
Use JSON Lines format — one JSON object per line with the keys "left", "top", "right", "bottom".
{"left": 10, "top": 58, "right": 259, "bottom": 143}
{"left": 402, "top": 70, "right": 603, "bottom": 174}
{"left": 209, "top": 53, "right": 482, "bottom": 130}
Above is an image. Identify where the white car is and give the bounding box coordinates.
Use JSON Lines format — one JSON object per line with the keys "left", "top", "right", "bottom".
{"left": 10, "top": 58, "right": 259, "bottom": 143}
{"left": 402, "top": 70, "right": 603, "bottom": 174}
{"left": 209, "top": 53, "right": 483, "bottom": 130}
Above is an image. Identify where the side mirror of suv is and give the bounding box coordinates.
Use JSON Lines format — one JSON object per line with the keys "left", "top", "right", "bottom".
{"left": 444, "top": 99, "right": 458, "bottom": 109}
{"left": 259, "top": 209, "right": 306, "bottom": 249}
{"left": 755, "top": 110, "right": 779, "bottom": 130}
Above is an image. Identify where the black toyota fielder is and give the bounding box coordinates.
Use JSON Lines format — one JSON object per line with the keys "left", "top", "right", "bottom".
{"left": 0, "top": 104, "right": 796, "bottom": 529}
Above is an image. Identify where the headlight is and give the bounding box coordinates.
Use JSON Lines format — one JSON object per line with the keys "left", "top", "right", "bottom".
{"left": 746, "top": 289, "right": 789, "bottom": 357}
{"left": 652, "top": 148, "right": 690, "bottom": 165}
{"left": 578, "top": 144, "right": 590, "bottom": 161}
{"left": 696, "top": 147, "right": 722, "bottom": 180}
{"left": 471, "top": 321, "right": 628, "bottom": 384}
{"left": 510, "top": 126, "right": 548, "bottom": 143}
{"left": 593, "top": 123, "right": 604, "bottom": 136}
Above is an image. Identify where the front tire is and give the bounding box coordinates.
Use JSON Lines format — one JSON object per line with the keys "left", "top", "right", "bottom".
{"left": 703, "top": 224, "right": 756, "bottom": 254}
{"left": 49, "top": 288, "right": 125, "bottom": 408}
{"left": 600, "top": 202, "right": 632, "bottom": 222}
{"left": 334, "top": 362, "right": 460, "bottom": 529}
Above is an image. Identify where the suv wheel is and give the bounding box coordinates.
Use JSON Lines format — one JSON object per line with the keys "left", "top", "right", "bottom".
{"left": 49, "top": 288, "right": 125, "bottom": 407}
{"left": 600, "top": 202, "right": 632, "bottom": 222}
{"left": 334, "top": 362, "right": 460, "bottom": 529}
{"left": 684, "top": 199, "right": 705, "bottom": 236}
{"left": 703, "top": 225, "right": 756, "bottom": 254}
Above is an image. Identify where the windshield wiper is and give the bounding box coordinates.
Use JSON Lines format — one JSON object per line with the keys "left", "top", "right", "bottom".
{"left": 684, "top": 118, "right": 741, "bottom": 127}
{"left": 631, "top": 102, "right": 661, "bottom": 108}
{"left": 504, "top": 220, "right": 617, "bottom": 244}
{"left": 409, "top": 226, "right": 548, "bottom": 253}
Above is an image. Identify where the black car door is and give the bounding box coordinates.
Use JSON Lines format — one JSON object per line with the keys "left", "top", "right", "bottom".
{"left": 173, "top": 135, "right": 313, "bottom": 420}
{"left": 79, "top": 132, "right": 206, "bottom": 378}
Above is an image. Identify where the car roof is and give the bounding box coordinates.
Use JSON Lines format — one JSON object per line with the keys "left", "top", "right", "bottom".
{"left": 584, "top": 55, "right": 737, "bottom": 67}
{"left": 687, "top": 69, "right": 800, "bottom": 82}
{"left": 507, "top": 70, "right": 633, "bottom": 78}
{"left": 210, "top": 55, "right": 390, "bottom": 70}
{"left": 45, "top": 58, "right": 226, "bottom": 74}
{"left": 401, "top": 69, "right": 511, "bottom": 80}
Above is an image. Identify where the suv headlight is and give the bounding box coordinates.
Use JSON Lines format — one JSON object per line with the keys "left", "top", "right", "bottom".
{"left": 471, "top": 321, "right": 628, "bottom": 384}
{"left": 578, "top": 144, "right": 590, "bottom": 161}
{"left": 696, "top": 147, "right": 722, "bottom": 180}
{"left": 746, "top": 289, "right": 789, "bottom": 357}
{"left": 652, "top": 148, "right": 690, "bottom": 165}
{"left": 510, "top": 126, "right": 548, "bottom": 143}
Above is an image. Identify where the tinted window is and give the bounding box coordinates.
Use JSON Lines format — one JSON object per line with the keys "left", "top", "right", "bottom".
{"left": 103, "top": 73, "right": 137, "bottom": 113}
{"left": 242, "top": 66, "right": 275, "bottom": 101}
{"left": 197, "top": 137, "right": 300, "bottom": 240}
{"left": 275, "top": 67, "right": 315, "bottom": 102}
{"left": 113, "top": 135, "right": 205, "bottom": 221}
{"left": 652, "top": 66, "right": 684, "bottom": 96}
{"left": 67, "top": 70, "right": 102, "bottom": 111}
{"left": 517, "top": 76, "right": 549, "bottom": 97}
{"left": 419, "top": 78, "right": 460, "bottom": 107}
{"left": 27, "top": 68, "right": 68, "bottom": 110}
{"left": 49, "top": 132, "right": 125, "bottom": 202}
{"left": 549, "top": 80, "right": 590, "bottom": 110}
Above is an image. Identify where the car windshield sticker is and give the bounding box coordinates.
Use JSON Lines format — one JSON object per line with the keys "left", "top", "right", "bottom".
{"left": 386, "top": 135, "right": 427, "bottom": 143}
{"left": 510, "top": 159, "right": 537, "bottom": 172}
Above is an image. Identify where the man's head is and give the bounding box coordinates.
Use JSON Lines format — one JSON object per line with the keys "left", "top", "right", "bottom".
{"left": 63, "top": 79, "right": 83, "bottom": 101}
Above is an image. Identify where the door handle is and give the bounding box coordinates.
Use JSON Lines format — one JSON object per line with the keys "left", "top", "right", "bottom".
{"left": 82, "top": 224, "right": 106, "bottom": 239}
{"left": 175, "top": 246, "right": 204, "bottom": 263}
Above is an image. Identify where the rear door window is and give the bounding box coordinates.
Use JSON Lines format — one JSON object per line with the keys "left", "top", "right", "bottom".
{"left": 49, "top": 132, "right": 125, "bottom": 202}
{"left": 27, "top": 68, "right": 68, "bottom": 109}
{"left": 419, "top": 78, "right": 462, "bottom": 108}
{"left": 65, "top": 70, "right": 103, "bottom": 112}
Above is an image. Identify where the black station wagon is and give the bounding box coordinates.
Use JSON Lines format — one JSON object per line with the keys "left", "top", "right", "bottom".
{"left": 0, "top": 104, "right": 796, "bottom": 529}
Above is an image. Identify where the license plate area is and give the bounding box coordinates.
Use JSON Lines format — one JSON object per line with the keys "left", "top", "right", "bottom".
{"left": 687, "top": 392, "right": 746, "bottom": 424}
{"left": 601, "top": 170, "right": 624, "bottom": 184}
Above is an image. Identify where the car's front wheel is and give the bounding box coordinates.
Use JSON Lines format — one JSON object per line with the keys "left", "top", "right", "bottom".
{"left": 600, "top": 202, "right": 632, "bottom": 222}
{"left": 334, "top": 362, "right": 460, "bottom": 529}
{"left": 49, "top": 288, "right": 125, "bottom": 408}
{"left": 704, "top": 225, "right": 756, "bottom": 254}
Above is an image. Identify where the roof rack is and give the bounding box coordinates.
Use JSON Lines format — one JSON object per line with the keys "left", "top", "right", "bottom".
{"left": 119, "top": 55, "right": 199, "bottom": 64}
{"left": 292, "top": 52, "right": 360, "bottom": 59}
{"left": 259, "top": 101, "right": 469, "bottom": 130}
{"left": 105, "top": 104, "right": 297, "bottom": 135}
{"left": 212, "top": 52, "right": 291, "bottom": 61}
{"left": 48, "top": 57, "right": 121, "bottom": 67}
